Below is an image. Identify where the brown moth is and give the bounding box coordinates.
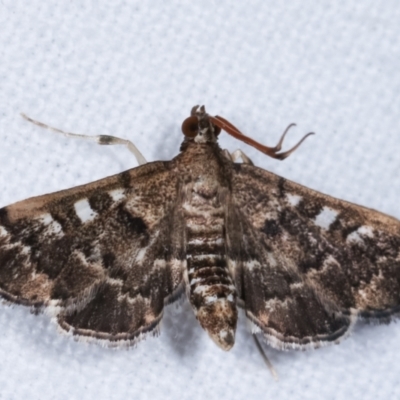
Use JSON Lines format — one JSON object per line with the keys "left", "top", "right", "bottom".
{"left": 0, "top": 105, "right": 399, "bottom": 354}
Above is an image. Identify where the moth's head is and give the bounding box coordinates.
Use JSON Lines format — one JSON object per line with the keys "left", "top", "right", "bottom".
{"left": 181, "top": 105, "right": 221, "bottom": 144}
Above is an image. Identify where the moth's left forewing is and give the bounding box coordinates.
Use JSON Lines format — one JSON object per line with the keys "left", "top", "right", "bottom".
{"left": 228, "top": 163, "right": 400, "bottom": 349}
{"left": 0, "top": 161, "right": 185, "bottom": 345}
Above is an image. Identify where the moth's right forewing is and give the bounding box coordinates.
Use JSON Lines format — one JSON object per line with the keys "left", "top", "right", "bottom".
{"left": 228, "top": 163, "right": 400, "bottom": 349}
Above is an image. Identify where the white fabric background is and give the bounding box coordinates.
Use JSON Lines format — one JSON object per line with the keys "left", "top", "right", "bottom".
{"left": 0, "top": 1, "right": 399, "bottom": 399}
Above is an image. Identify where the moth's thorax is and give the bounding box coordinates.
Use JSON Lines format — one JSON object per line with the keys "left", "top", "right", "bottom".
{"left": 174, "top": 141, "right": 231, "bottom": 186}
{"left": 179, "top": 144, "right": 237, "bottom": 350}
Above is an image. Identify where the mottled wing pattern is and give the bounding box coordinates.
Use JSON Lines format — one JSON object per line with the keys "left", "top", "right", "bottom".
{"left": 0, "top": 161, "right": 184, "bottom": 345}
{"left": 228, "top": 163, "right": 400, "bottom": 349}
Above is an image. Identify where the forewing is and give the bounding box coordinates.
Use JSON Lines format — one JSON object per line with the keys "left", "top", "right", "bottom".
{"left": 228, "top": 163, "right": 400, "bottom": 349}
{"left": 0, "top": 161, "right": 184, "bottom": 345}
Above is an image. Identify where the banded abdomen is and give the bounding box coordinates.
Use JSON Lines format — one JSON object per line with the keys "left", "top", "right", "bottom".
{"left": 183, "top": 183, "right": 237, "bottom": 350}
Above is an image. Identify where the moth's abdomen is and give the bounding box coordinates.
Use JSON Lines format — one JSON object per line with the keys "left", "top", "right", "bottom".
{"left": 184, "top": 197, "right": 237, "bottom": 351}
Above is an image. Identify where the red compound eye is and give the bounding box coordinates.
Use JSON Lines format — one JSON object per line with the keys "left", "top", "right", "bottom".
{"left": 181, "top": 116, "right": 198, "bottom": 138}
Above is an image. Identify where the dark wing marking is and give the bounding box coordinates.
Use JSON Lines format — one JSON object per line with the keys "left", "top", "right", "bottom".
{"left": 0, "top": 161, "right": 184, "bottom": 345}
{"left": 228, "top": 163, "right": 400, "bottom": 349}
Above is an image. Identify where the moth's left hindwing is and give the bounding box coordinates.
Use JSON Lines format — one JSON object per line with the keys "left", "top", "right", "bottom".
{"left": 0, "top": 161, "right": 184, "bottom": 345}
{"left": 228, "top": 164, "right": 400, "bottom": 349}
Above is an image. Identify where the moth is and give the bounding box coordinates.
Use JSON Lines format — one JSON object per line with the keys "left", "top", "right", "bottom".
{"left": 0, "top": 106, "right": 399, "bottom": 356}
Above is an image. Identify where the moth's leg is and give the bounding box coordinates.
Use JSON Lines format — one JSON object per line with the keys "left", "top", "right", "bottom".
{"left": 21, "top": 113, "right": 147, "bottom": 166}
{"left": 222, "top": 149, "right": 254, "bottom": 165}
{"left": 222, "top": 149, "right": 233, "bottom": 161}
{"left": 252, "top": 334, "right": 279, "bottom": 381}
{"left": 231, "top": 149, "right": 254, "bottom": 165}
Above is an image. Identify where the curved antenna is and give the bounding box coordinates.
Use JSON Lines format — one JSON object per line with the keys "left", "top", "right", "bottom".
{"left": 210, "top": 115, "right": 314, "bottom": 160}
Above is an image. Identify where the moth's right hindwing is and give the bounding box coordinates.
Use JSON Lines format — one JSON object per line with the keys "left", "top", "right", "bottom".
{"left": 0, "top": 161, "right": 184, "bottom": 345}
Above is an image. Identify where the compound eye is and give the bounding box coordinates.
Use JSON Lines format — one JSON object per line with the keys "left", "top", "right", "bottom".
{"left": 181, "top": 116, "right": 198, "bottom": 138}
{"left": 213, "top": 125, "right": 221, "bottom": 136}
